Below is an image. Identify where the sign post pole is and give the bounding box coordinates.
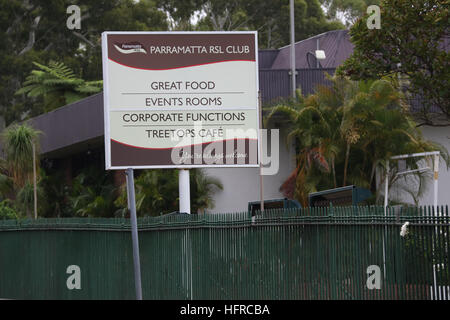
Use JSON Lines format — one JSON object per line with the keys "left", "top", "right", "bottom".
{"left": 125, "top": 168, "right": 143, "bottom": 300}
{"left": 179, "top": 169, "right": 191, "bottom": 214}
{"left": 433, "top": 153, "right": 439, "bottom": 214}
{"left": 258, "top": 91, "right": 264, "bottom": 213}
{"left": 32, "top": 143, "right": 37, "bottom": 219}
{"left": 179, "top": 168, "right": 192, "bottom": 298}
{"left": 290, "top": 0, "right": 296, "bottom": 98}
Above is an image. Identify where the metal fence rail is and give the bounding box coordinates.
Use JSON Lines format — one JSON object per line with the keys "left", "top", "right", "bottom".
{"left": 0, "top": 206, "right": 448, "bottom": 300}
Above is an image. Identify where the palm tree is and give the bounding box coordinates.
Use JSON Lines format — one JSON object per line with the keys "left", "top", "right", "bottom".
{"left": 1, "top": 124, "right": 40, "bottom": 190}
{"left": 114, "top": 169, "right": 223, "bottom": 216}
{"left": 265, "top": 75, "right": 449, "bottom": 206}
{"left": 266, "top": 87, "right": 341, "bottom": 205}
{"left": 190, "top": 169, "right": 223, "bottom": 214}
{"left": 16, "top": 181, "right": 45, "bottom": 218}
{"left": 68, "top": 165, "right": 118, "bottom": 218}
{"left": 1, "top": 123, "right": 41, "bottom": 217}
{"left": 16, "top": 61, "right": 102, "bottom": 112}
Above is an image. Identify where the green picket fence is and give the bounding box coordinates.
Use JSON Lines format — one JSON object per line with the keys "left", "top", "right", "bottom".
{"left": 0, "top": 206, "right": 448, "bottom": 300}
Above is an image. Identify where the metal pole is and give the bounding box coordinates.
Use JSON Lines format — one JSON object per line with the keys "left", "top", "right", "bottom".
{"left": 179, "top": 169, "right": 191, "bottom": 214}
{"left": 178, "top": 168, "right": 192, "bottom": 299}
{"left": 433, "top": 154, "right": 439, "bottom": 214}
{"left": 125, "top": 168, "right": 143, "bottom": 300}
{"left": 32, "top": 143, "right": 37, "bottom": 220}
{"left": 432, "top": 154, "right": 440, "bottom": 299}
{"left": 384, "top": 160, "right": 389, "bottom": 215}
{"left": 316, "top": 38, "right": 320, "bottom": 68}
{"left": 290, "top": 0, "right": 296, "bottom": 98}
{"left": 258, "top": 91, "right": 264, "bottom": 212}
{"left": 382, "top": 160, "right": 389, "bottom": 280}
{"left": 125, "top": 172, "right": 131, "bottom": 214}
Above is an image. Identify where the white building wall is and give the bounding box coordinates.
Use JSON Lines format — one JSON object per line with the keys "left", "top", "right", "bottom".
{"left": 388, "top": 126, "right": 450, "bottom": 206}
{"left": 417, "top": 126, "right": 450, "bottom": 206}
{"left": 205, "top": 137, "right": 296, "bottom": 213}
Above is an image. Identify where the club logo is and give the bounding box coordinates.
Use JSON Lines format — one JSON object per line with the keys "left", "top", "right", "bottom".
{"left": 114, "top": 42, "right": 147, "bottom": 54}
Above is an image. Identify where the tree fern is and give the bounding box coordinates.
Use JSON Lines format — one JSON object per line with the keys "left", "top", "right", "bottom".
{"left": 16, "top": 61, "right": 102, "bottom": 113}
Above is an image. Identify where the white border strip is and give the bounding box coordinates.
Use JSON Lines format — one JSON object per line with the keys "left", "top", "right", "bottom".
{"left": 102, "top": 32, "right": 112, "bottom": 170}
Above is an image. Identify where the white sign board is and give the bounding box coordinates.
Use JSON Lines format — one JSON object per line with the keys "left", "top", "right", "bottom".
{"left": 102, "top": 31, "right": 259, "bottom": 169}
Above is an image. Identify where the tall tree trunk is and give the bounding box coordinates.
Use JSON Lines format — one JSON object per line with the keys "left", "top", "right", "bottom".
{"left": 343, "top": 142, "right": 350, "bottom": 186}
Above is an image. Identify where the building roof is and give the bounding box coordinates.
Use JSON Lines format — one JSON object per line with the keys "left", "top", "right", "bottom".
{"left": 258, "top": 49, "right": 279, "bottom": 69}
{"left": 28, "top": 93, "right": 104, "bottom": 158}
{"left": 269, "top": 29, "right": 353, "bottom": 69}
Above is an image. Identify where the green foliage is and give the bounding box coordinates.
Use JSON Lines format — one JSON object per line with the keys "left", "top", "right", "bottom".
{"left": 1, "top": 124, "right": 40, "bottom": 190}
{"left": 265, "top": 76, "right": 449, "bottom": 206}
{"left": 115, "top": 169, "right": 223, "bottom": 217}
{"left": 37, "top": 169, "right": 71, "bottom": 217}
{"left": 0, "top": 200, "right": 18, "bottom": 220}
{"left": 337, "top": 0, "right": 450, "bottom": 126}
{"left": 16, "top": 61, "right": 103, "bottom": 112}
{"left": 190, "top": 169, "right": 223, "bottom": 213}
{"left": 69, "top": 166, "right": 118, "bottom": 218}
{"left": 0, "top": 123, "right": 44, "bottom": 218}
{"left": 0, "top": 171, "right": 14, "bottom": 200}
{"left": 113, "top": 170, "right": 177, "bottom": 217}
{"left": 36, "top": 162, "right": 222, "bottom": 218}
{"left": 15, "top": 181, "right": 47, "bottom": 218}
{"left": 319, "top": 0, "right": 380, "bottom": 25}
{"left": 192, "top": 0, "right": 344, "bottom": 48}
